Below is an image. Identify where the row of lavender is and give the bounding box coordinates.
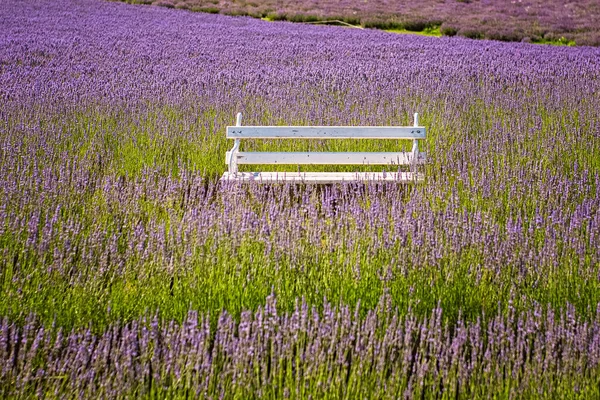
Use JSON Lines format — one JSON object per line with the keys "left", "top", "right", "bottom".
{"left": 126, "top": 0, "right": 600, "bottom": 45}
{"left": 1, "top": 0, "right": 599, "bottom": 316}
{"left": 2, "top": 296, "right": 600, "bottom": 398}
{"left": 2, "top": 167, "right": 600, "bottom": 324}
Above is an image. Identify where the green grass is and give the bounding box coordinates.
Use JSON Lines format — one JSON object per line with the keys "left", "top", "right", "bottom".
{"left": 384, "top": 25, "right": 442, "bottom": 37}
{"left": 532, "top": 36, "right": 577, "bottom": 47}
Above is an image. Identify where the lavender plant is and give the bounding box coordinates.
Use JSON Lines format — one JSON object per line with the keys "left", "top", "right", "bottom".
{"left": 2, "top": 296, "right": 600, "bottom": 398}
{"left": 1, "top": 0, "right": 600, "bottom": 396}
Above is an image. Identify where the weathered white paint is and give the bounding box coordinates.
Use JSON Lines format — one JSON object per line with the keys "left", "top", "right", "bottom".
{"left": 225, "top": 151, "right": 427, "bottom": 165}
{"left": 412, "top": 113, "right": 420, "bottom": 155}
{"left": 221, "top": 171, "right": 424, "bottom": 184}
{"left": 226, "top": 126, "right": 426, "bottom": 139}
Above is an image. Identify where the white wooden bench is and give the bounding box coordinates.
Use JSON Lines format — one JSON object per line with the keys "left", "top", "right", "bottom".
{"left": 220, "top": 112, "right": 426, "bottom": 183}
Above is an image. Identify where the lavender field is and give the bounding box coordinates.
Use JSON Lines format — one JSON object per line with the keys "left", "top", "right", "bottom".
{"left": 1, "top": 0, "right": 600, "bottom": 397}
{"left": 123, "top": 0, "right": 600, "bottom": 46}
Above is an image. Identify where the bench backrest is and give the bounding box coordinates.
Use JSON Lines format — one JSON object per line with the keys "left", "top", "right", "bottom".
{"left": 225, "top": 112, "right": 426, "bottom": 173}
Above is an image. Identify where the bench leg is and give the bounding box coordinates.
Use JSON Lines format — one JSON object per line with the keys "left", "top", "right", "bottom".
{"left": 227, "top": 112, "right": 243, "bottom": 174}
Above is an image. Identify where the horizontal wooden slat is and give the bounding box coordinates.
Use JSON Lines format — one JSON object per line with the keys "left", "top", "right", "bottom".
{"left": 225, "top": 151, "right": 427, "bottom": 165}
{"left": 221, "top": 172, "right": 424, "bottom": 184}
{"left": 226, "top": 126, "right": 426, "bottom": 139}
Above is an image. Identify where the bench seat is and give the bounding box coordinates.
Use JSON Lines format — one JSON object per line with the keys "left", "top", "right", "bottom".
{"left": 221, "top": 171, "right": 424, "bottom": 184}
